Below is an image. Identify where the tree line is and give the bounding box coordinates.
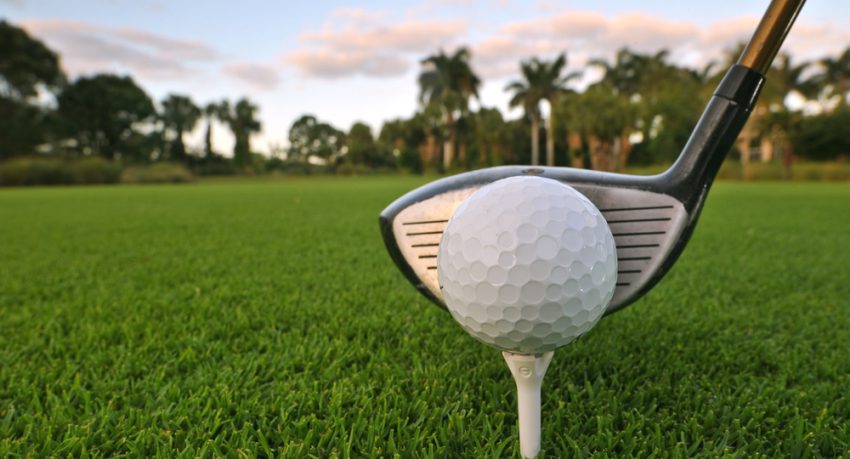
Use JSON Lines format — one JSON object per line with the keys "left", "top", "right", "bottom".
{"left": 3, "top": 19, "right": 850, "bottom": 177}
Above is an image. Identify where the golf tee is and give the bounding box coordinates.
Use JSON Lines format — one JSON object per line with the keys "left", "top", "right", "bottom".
{"left": 503, "top": 351, "right": 554, "bottom": 459}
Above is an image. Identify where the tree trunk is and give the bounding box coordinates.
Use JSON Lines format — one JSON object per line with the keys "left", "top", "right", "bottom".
{"left": 619, "top": 129, "right": 632, "bottom": 170}
{"left": 738, "top": 136, "right": 752, "bottom": 180}
{"left": 204, "top": 122, "right": 213, "bottom": 159}
{"left": 546, "top": 100, "right": 555, "bottom": 166}
{"left": 459, "top": 141, "right": 468, "bottom": 169}
{"left": 425, "top": 133, "right": 437, "bottom": 169}
{"left": 531, "top": 114, "right": 540, "bottom": 166}
{"left": 174, "top": 128, "right": 186, "bottom": 161}
{"left": 782, "top": 147, "right": 794, "bottom": 180}
{"left": 760, "top": 136, "right": 774, "bottom": 162}
{"left": 567, "top": 131, "right": 582, "bottom": 168}
{"left": 444, "top": 111, "right": 455, "bottom": 170}
{"left": 588, "top": 135, "right": 616, "bottom": 171}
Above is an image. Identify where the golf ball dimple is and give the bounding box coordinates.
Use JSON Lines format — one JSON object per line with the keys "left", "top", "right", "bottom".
{"left": 437, "top": 176, "right": 617, "bottom": 354}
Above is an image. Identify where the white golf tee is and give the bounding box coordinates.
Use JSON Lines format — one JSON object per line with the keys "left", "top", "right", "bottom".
{"left": 502, "top": 351, "right": 554, "bottom": 459}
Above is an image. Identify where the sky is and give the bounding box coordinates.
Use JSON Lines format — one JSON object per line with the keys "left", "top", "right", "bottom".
{"left": 2, "top": 0, "right": 850, "bottom": 155}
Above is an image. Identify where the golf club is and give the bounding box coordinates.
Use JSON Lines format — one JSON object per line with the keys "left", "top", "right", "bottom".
{"left": 381, "top": 0, "right": 804, "bottom": 315}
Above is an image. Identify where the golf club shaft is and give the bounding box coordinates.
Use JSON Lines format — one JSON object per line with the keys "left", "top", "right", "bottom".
{"left": 661, "top": 0, "right": 805, "bottom": 212}
{"left": 738, "top": 0, "right": 806, "bottom": 74}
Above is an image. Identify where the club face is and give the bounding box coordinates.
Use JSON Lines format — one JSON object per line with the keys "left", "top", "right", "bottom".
{"left": 380, "top": 166, "right": 694, "bottom": 315}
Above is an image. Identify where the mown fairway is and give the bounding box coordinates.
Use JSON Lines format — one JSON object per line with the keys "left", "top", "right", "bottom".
{"left": 1, "top": 177, "right": 849, "bottom": 457}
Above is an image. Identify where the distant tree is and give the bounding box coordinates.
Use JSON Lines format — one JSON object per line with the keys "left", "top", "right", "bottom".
{"left": 223, "top": 98, "right": 261, "bottom": 167}
{"left": 418, "top": 47, "right": 480, "bottom": 169}
{"left": 813, "top": 46, "right": 850, "bottom": 107}
{"left": 790, "top": 108, "right": 850, "bottom": 161}
{"left": 0, "top": 20, "right": 65, "bottom": 102}
{"left": 0, "top": 20, "right": 66, "bottom": 158}
{"left": 503, "top": 118, "right": 532, "bottom": 165}
{"left": 161, "top": 94, "right": 200, "bottom": 162}
{"left": 287, "top": 115, "right": 346, "bottom": 169}
{"left": 506, "top": 58, "right": 546, "bottom": 165}
{"left": 379, "top": 116, "right": 427, "bottom": 174}
{"left": 554, "top": 91, "right": 586, "bottom": 167}
{"left": 591, "top": 48, "right": 705, "bottom": 167}
{"left": 757, "top": 54, "right": 816, "bottom": 175}
{"left": 58, "top": 74, "right": 155, "bottom": 161}
{"left": 347, "top": 121, "right": 391, "bottom": 168}
{"left": 472, "top": 107, "right": 507, "bottom": 166}
{"left": 570, "top": 82, "right": 635, "bottom": 171}
{"left": 346, "top": 122, "right": 372, "bottom": 165}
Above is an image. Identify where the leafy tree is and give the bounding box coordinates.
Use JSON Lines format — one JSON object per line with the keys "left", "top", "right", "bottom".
{"left": 554, "top": 91, "right": 586, "bottom": 167}
{"left": 346, "top": 122, "right": 374, "bottom": 165}
{"left": 790, "top": 108, "right": 850, "bottom": 160}
{"left": 569, "top": 82, "right": 635, "bottom": 171}
{"left": 418, "top": 47, "right": 480, "bottom": 169}
{"left": 287, "top": 115, "right": 346, "bottom": 169}
{"left": 812, "top": 46, "right": 850, "bottom": 107}
{"left": 347, "top": 121, "right": 393, "bottom": 168}
{"left": 379, "top": 116, "right": 427, "bottom": 174}
{"left": 0, "top": 20, "right": 65, "bottom": 102}
{"left": 0, "top": 20, "right": 66, "bottom": 158}
{"left": 222, "top": 98, "right": 261, "bottom": 167}
{"left": 755, "top": 54, "right": 816, "bottom": 174}
{"left": 57, "top": 74, "right": 155, "bottom": 161}
{"left": 161, "top": 94, "right": 200, "bottom": 161}
{"left": 471, "top": 107, "right": 507, "bottom": 166}
{"left": 592, "top": 48, "right": 703, "bottom": 167}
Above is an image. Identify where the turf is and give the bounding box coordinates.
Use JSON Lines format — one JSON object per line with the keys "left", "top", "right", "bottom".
{"left": 1, "top": 178, "right": 849, "bottom": 458}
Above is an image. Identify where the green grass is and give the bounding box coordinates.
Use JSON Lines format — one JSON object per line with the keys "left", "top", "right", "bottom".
{"left": 1, "top": 178, "right": 849, "bottom": 457}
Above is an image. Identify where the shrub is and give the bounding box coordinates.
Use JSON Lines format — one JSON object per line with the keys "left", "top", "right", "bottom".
{"left": 790, "top": 109, "right": 850, "bottom": 161}
{"left": 121, "top": 163, "right": 194, "bottom": 184}
{"left": 69, "top": 157, "right": 122, "bottom": 184}
{"left": 0, "top": 157, "right": 69, "bottom": 186}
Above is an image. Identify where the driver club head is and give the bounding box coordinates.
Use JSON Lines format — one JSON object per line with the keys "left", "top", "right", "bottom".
{"left": 381, "top": 65, "right": 765, "bottom": 315}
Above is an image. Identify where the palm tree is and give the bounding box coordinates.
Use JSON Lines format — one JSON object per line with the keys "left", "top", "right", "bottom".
{"left": 225, "top": 98, "right": 261, "bottom": 167}
{"left": 161, "top": 94, "right": 200, "bottom": 161}
{"left": 506, "top": 58, "right": 546, "bottom": 165}
{"left": 418, "top": 47, "right": 481, "bottom": 170}
{"left": 540, "top": 53, "right": 581, "bottom": 166}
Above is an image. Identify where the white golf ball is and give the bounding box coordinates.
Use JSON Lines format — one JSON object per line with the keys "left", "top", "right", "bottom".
{"left": 437, "top": 176, "right": 618, "bottom": 354}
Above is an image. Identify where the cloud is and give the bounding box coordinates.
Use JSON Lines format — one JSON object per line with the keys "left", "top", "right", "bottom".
{"left": 302, "top": 19, "right": 465, "bottom": 53}
{"left": 287, "top": 50, "right": 409, "bottom": 78}
{"left": 22, "top": 19, "right": 219, "bottom": 80}
{"left": 222, "top": 62, "right": 281, "bottom": 91}
{"left": 285, "top": 8, "right": 466, "bottom": 78}
{"left": 280, "top": 5, "right": 850, "bottom": 84}
{"left": 472, "top": 10, "right": 850, "bottom": 80}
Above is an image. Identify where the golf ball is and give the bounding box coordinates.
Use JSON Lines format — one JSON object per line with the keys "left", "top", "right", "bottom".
{"left": 437, "top": 176, "right": 617, "bottom": 354}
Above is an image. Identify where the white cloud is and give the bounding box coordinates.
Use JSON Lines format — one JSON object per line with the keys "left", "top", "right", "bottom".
{"left": 472, "top": 10, "right": 850, "bottom": 80}
{"left": 287, "top": 50, "right": 409, "bottom": 79}
{"left": 222, "top": 63, "right": 281, "bottom": 91}
{"left": 22, "top": 20, "right": 219, "bottom": 80}
{"left": 285, "top": 8, "right": 466, "bottom": 78}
